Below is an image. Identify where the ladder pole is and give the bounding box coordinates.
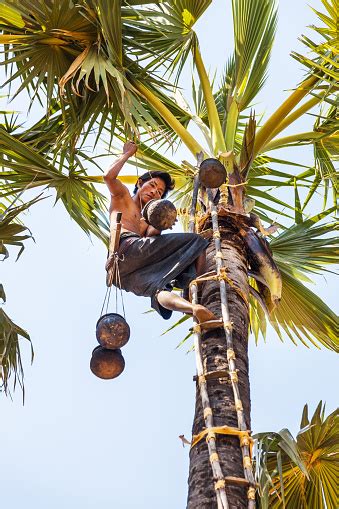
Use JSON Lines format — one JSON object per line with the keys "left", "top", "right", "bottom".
{"left": 207, "top": 189, "right": 256, "bottom": 506}
{"left": 189, "top": 173, "right": 230, "bottom": 509}
{"left": 191, "top": 284, "right": 230, "bottom": 509}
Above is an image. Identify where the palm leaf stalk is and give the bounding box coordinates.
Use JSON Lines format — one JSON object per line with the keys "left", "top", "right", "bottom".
{"left": 192, "top": 40, "right": 226, "bottom": 154}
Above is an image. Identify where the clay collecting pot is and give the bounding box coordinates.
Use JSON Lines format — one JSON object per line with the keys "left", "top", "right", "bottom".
{"left": 96, "top": 313, "right": 130, "bottom": 349}
{"left": 90, "top": 346, "right": 125, "bottom": 379}
{"left": 199, "top": 158, "right": 227, "bottom": 188}
{"left": 142, "top": 199, "right": 177, "bottom": 231}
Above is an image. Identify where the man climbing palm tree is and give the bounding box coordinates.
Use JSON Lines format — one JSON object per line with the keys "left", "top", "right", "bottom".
{"left": 104, "top": 141, "right": 217, "bottom": 324}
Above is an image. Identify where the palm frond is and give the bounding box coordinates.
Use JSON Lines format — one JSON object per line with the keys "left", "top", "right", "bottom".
{"left": 262, "top": 102, "right": 338, "bottom": 207}
{"left": 231, "top": 0, "right": 278, "bottom": 111}
{"left": 0, "top": 0, "right": 180, "bottom": 146}
{"left": 0, "top": 194, "right": 44, "bottom": 260}
{"left": 0, "top": 127, "right": 109, "bottom": 243}
{"left": 291, "top": 0, "right": 339, "bottom": 86}
{"left": 269, "top": 272, "right": 338, "bottom": 351}
{"left": 261, "top": 402, "right": 339, "bottom": 508}
{"left": 254, "top": 428, "right": 308, "bottom": 509}
{"left": 250, "top": 209, "right": 339, "bottom": 351}
{"left": 0, "top": 298, "right": 33, "bottom": 400}
{"left": 123, "top": 0, "right": 211, "bottom": 80}
{"left": 270, "top": 208, "right": 338, "bottom": 278}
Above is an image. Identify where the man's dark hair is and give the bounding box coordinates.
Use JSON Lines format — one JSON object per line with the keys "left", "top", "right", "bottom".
{"left": 133, "top": 171, "right": 175, "bottom": 198}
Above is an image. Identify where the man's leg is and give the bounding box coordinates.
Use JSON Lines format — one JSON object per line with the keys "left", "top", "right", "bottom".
{"left": 157, "top": 290, "right": 217, "bottom": 323}
{"left": 195, "top": 251, "right": 207, "bottom": 276}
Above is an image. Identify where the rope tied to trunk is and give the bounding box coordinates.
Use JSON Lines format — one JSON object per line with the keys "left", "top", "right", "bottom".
{"left": 191, "top": 425, "right": 253, "bottom": 453}
{"left": 188, "top": 269, "right": 248, "bottom": 305}
{"left": 215, "top": 479, "right": 226, "bottom": 490}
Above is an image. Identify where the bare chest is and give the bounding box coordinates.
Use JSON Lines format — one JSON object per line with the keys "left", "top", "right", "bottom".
{"left": 109, "top": 197, "right": 147, "bottom": 235}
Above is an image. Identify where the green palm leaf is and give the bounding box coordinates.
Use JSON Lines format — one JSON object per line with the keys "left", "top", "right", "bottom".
{"left": 269, "top": 272, "right": 338, "bottom": 351}
{"left": 0, "top": 0, "right": 177, "bottom": 145}
{"left": 0, "top": 127, "right": 109, "bottom": 243}
{"left": 223, "top": 0, "right": 277, "bottom": 150}
{"left": 261, "top": 402, "right": 339, "bottom": 508}
{"left": 291, "top": 0, "right": 338, "bottom": 85}
{"left": 0, "top": 287, "right": 32, "bottom": 399}
{"left": 231, "top": 0, "right": 278, "bottom": 111}
{"left": 123, "top": 0, "right": 211, "bottom": 78}
{"left": 262, "top": 102, "right": 338, "bottom": 207}
{"left": 254, "top": 428, "right": 308, "bottom": 509}
{"left": 0, "top": 194, "right": 44, "bottom": 260}
{"left": 270, "top": 208, "right": 338, "bottom": 277}
{"left": 250, "top": 209, "right": 338, "bottom": 351}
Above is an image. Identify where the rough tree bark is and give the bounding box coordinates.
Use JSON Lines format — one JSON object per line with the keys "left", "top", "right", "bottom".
{"left": 187, "top": 215, "right": 251, "bottom": 509}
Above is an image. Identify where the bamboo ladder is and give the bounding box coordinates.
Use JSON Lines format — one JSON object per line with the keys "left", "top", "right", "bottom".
{"left": 188, "top": 163, "right": 256, "bottom": 509}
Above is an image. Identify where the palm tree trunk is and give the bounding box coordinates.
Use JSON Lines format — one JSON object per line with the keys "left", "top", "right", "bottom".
{"left": 187, "top": 215, "right": 251, "bottom": 509}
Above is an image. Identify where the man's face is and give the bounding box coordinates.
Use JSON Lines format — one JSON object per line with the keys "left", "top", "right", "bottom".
{"left": 138, "top": 177, "right": 166, "bottom": 205}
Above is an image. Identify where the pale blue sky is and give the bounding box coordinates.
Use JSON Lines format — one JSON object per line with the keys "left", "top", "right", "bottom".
{"left": 1, "top": 1, "right": 338, "bottom": 508}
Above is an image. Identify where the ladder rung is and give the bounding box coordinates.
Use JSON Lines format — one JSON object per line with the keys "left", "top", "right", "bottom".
{"left": 224, "top": 477, "right": 252, "bottom": 487}
{"left": 193, "top": 369, "right": 229, "bottom": 382}
{"left": 191, "top": 319, "right": 224, "bottom": 332}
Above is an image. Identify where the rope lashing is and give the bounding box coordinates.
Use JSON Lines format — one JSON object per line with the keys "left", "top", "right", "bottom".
{"left": 247, "top": 487, "right": 256, "bottom": 500}
{"left": 206, "top": 431, "right": 217, "bottom": 442}
{"left": 227, "top": 348, "right": 236, "bottom": 360}
{"left": 224, "top": 180, "right": 249, "bottom": 188}
{"left": 224, "top": 321, "right": 233, "bottom": 332}
{"left": 188, "top": 270, "right": 248, "bottom": 306}
{"left": 243, "top": 456, "right": 252, "bottom": 469}
{"left": 215, "top": 479, "right": 226, "bottom": 490}
{"left": 101, "top": 252, "right": 126, "bottom": 318}
{"left": 196, "top": 371, "right": 229, "bottom": 384}
{"left": 229, "top": 370, "right": 239, "bottom": 383}
{"left": 214, "top": 251, "right": 224, "bottom": 260}
{"left": 191, "top": 426, "right": 253, "bottom": 456}
{"left": 235, "top": 400, "right": 243, "bottom": 412}
{"left": 210, "top": 452, "right": 220, "bottom": 463}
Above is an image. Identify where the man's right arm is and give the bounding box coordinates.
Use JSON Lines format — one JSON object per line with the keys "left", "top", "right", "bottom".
{"left": 104, "top": 141, "right": 137, "bottom": 196}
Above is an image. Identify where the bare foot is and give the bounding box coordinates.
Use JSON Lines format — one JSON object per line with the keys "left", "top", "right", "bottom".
{"left": 192, "top": 304, "right": 218, "bottom": 323}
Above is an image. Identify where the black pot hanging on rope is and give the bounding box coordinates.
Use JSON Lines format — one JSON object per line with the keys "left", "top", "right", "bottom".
{"left": 199, "top": 158, "right": 227, "bottom": 188}
{"left": 90, "top": 346, "right": 125, "bottom": 380}
{"left": 142, "top": 199, "right": 177, "bottom": 231}
{"left": 96, "top": 313, "right": 130, "bottom": 349}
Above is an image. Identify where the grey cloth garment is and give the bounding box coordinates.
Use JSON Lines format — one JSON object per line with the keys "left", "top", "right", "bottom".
{"left": 116, "top": 232, "right": 209, "bottom": 319}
